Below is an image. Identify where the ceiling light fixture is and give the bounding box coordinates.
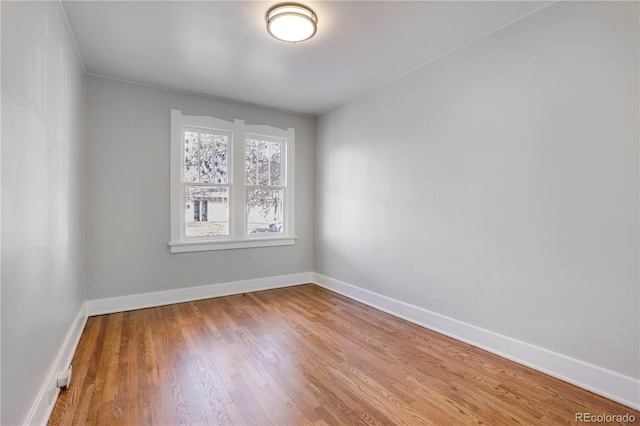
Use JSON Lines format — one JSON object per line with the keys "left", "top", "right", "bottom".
{"left": 266, "top": 3, "right": 317, "bottom": 43}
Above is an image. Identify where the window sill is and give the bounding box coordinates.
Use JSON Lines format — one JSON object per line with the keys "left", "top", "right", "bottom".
{"left": 168, "top": 236, "right": 297, "bottom": 253}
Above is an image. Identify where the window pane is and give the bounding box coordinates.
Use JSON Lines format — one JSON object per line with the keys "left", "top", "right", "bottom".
{"left": 247, "top": 188, "right": 283, "bottom": 234}
{"left": 245, "top": 137, "right": 283, "bottom": 186}
{"left": 258, "top": 141, "right": 269, "bottom": 185}
{"left": 245, "top": 139, "right": 258, "bottom": 185}
{"left": 199, "top": 133, "right": 229, "bottom": 184}
{"left": 185, "top": 186, "right": 229, "bottom": 237}
{"left": 199, "top": 133, "right": 214, "bottom": 183}
{"left": 213, "top": 135, "right": 229, "bottom": 184}
{"left": 185, "top": 131, "right": 229, "bottom": 184}
{"left": 184, "top": 131, "right": 199, "bottom": 182}
{"left": 270, "top": 142, "right": 281, "bottom": 185}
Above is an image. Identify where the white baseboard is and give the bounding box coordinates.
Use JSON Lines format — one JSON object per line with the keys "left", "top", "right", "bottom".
{"left": 312, "top": 272, "right": 640, "bottom": 411}
{"left": 86, "top": 272, "right": 314, "bottom": 316}
{"left": 24, "top": 304, "right": 88, "bottom": 426}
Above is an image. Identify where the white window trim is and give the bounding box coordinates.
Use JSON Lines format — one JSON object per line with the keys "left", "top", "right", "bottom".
{"left": 169, "top": 109, "right": 296, "bottom": 253}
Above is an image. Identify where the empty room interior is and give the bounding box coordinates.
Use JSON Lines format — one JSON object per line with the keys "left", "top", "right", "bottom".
{"left": 1, "top": 1, "right": 639, "bottom": 425}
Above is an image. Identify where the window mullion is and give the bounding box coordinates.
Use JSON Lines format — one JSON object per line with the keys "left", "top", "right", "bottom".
{"left": 245, "top": 184, "right": 284, "bottom": 190}
{"left": 231, "top": 119, "right": 246, "bottom": 238}
{"left": 180, "top": 182, "right": 186, "bottom": 240}
{"left": 268, "top": 141, "right": 272, "bottom": 186}
{"left": 197, "top": 132, "right": 201, "bottom": 183}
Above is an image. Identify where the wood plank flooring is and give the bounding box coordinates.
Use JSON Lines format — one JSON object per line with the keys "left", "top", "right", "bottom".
{"left": 49, "top": 284, "right": 638, "bottom": 425}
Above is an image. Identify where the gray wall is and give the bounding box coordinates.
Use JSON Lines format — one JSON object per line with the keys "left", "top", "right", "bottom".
{"left": 315, "top": 1, "right": 639, "bottom": 379}
{"left": 1, "top": 2, "right": 86, "bottom": 424}
{"left": 85, "top": 75, "right": 314, "bottom": 300}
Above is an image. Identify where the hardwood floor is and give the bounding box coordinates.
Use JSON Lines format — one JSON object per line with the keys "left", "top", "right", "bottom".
{"left": 49, "top": 284, "right": 638, "bottom": 425}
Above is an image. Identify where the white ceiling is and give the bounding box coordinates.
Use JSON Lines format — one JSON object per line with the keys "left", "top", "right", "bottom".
{"left": 62, "top": 1, "right": 552, "bottom": 116}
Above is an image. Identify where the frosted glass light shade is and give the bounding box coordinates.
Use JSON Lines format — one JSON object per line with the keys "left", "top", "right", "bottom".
{"left": 266, "top": 4, "right": 317, "bottom": 43}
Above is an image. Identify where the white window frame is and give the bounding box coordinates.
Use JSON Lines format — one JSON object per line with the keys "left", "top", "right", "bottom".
{"left": 169, "top": 109, "right": 296, "bottom": 253}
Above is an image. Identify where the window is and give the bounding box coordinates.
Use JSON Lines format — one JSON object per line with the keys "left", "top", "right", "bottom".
{"left": 183, "top": 128, "right": 230, "bottom": 238}
{"left": 245, "top": 135, "right": 285, "bottom": 234}
{"left": 169, "top": 110, "right": 295, "bottom": 253}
